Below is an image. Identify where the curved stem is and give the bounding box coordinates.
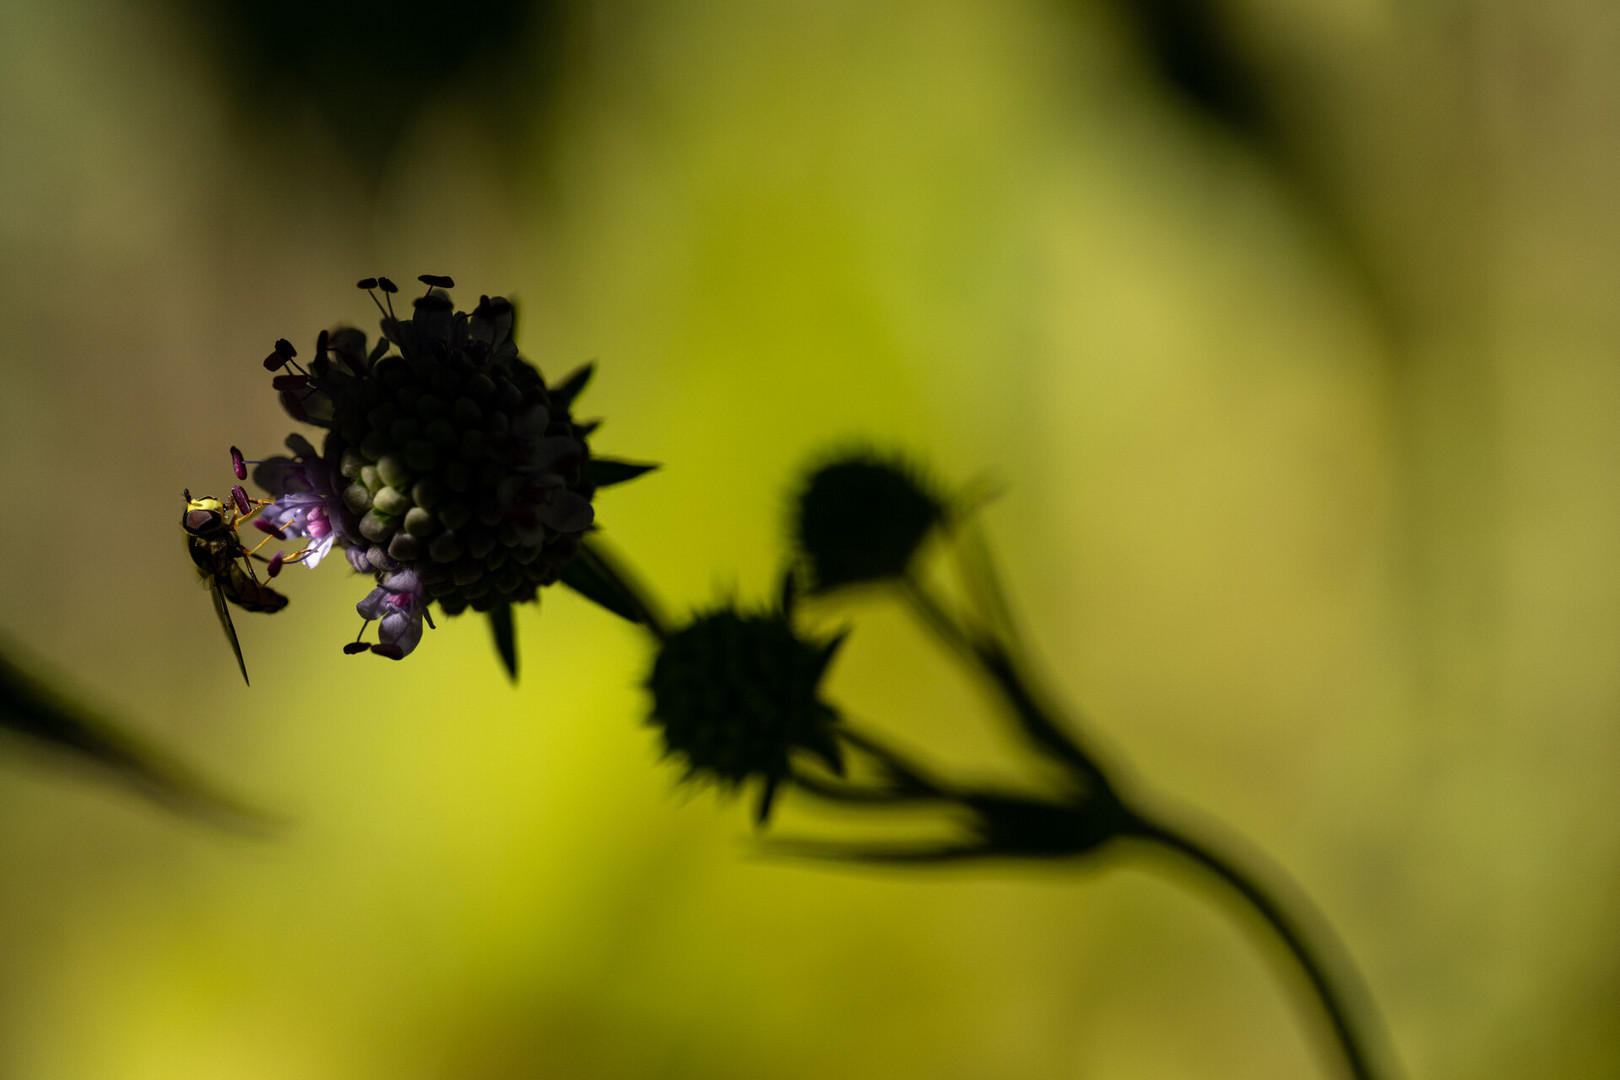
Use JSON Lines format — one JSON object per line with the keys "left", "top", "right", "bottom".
{"left": 1127, "top": 814, "right": 1395, "bottom": 1080}
{"left": 898, "top": 575, "right": 1111, "bottom": 795}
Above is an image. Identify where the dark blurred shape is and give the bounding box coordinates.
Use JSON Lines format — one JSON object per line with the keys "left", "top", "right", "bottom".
{"left": 1080, "top": 0, "right": 1407, "bottom": 353}
{"left": 0, "top": 640, "right": 272, "bottom": 832}
{"left": 1113, "top": 0, "right": 1270, "bottom": 139}
{"left": 792, "top": 451, "right": 946, "bottom": 595}
{"left": 180, "top": 0, "right": 573, "bottom": 177}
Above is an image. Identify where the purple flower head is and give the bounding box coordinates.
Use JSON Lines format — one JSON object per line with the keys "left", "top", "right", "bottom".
{"left": 226, "top": 276, "right": 654, "bottom": 667}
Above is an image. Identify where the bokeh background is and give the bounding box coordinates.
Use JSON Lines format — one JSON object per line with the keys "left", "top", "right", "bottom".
{"left": 2, "top": 0, "right": 1619, "bottom": 1076}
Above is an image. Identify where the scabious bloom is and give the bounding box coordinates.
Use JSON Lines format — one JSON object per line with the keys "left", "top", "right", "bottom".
{"left": 239, "top": 275, "right": 647, "bottom": 660}
{"left": 646, "top": 603, "right": 846, "bottom": 822}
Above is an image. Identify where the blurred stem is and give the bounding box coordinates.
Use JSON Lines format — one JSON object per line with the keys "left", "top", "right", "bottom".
{"left": 1126, "top": 812, "right": 1393, "bottom": 1080}
{"left": 899, "top": 573, "right": 1112, "bottom": 796}
{"left": 578, "top": 536, "right": 669, "bottom": 641}
{"left": 900, "top": 551, "right": 1389, "bottom": 1079}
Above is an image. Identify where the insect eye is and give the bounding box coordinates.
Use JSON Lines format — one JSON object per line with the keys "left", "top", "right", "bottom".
{"left": 184, "top": 509, "right": 220, "bottom": 533}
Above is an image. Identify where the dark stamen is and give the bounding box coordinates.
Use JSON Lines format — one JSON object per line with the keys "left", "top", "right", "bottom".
{"left": 263, "top": 350, "right": 288, "bottom": 371}
{"left": 253, "top": 518, "right": 287, "bottom": 540}
{"left": 281, "top": 391, "right": 310, "bottom": 423}
{"left": 356, "top": 277, "right": 379, "bottom": 290}
{"left": 371, "top": 643, "right": 405, "bottom": 660}
{"left": 363, "top": 285, "right": 391, "bottom": 325}
{"left": 268, "top": 552, "right": 285, "bottom": 577}
{"left": 230, "top": 446, "right": 247, "bottom": 481}
{"left": 230, "top": 486, "right": 251, "bottom": 515}
{"left": 379, "top": 279, "right": 400, "bottom": 326}
{"left": 272, "top": 373, "right": 310, "bottom": 391}
{"left": 343, "top": 641, "right": 371, "bottom": 654}
{"left": 274, "top": 338, "right": 297, "bottom": 360}
{"left": 418, "top": 274, "right": 455, "bottom": 290}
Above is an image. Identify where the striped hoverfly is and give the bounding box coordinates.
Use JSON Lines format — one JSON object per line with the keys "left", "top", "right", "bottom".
{"left": 181, "top": 486, "right": 288, "bottom": 685}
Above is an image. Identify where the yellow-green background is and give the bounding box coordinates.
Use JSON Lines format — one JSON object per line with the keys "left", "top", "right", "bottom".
{"left": 2, "top": 0, "right": 1618, "bottom": 1076}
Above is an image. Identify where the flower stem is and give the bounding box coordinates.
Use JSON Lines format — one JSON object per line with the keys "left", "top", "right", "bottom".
{"left": 901, "top": 556, "right": 1392, "bottom": 1079}
{"left": 898, "top": 574, "right": 1112, "bottom": 796}
{"left": 1125, "top": 812, "right": 1396, "bottom": 1080}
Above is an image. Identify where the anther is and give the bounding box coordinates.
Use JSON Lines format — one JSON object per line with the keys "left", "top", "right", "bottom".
{"left": 268, "top": 552, "right": 285, "bottom": 577}
{"left": 274, "top": 338, "right": 297, "bottom": 359}
{"left": 231, "top": 486, "right": 251, "bottom": 514}
{"left": 356, "top": 278, "right": 379, "bottom": 290}
{"left": 343, "top": 641, "right": 371, "bottom": 654}
{"left": 418, "top": 274, "right": 455, "bottom": 289}
{"left": 377, "top": 277, "right": 398, "bottom": 293}
{"left": 230, "top": 446, "right": 247, "bottom": 480}
{"left": 253, "top": 518, "right": 287, "bottom": 540}
{"left": 272, "top": 373, "right": 310, "bottom": 391}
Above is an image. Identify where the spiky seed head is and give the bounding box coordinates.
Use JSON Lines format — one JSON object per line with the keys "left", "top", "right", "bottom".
{"left": 647, "top": 606, "right": 845, "bottom": 822}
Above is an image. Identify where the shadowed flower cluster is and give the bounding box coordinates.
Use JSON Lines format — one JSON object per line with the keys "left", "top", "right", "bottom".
{"left": 240, "top": 275, "right": 649, "bottom": 660}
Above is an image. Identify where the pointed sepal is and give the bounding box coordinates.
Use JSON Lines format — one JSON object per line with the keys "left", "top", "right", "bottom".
{"left": 487, "top": 603, "right": 518, "bottom": 684}
{"left": 586, "top": 458, "right": 659, "bottom": 488}
{"left": 551, "top": 362, "right": 595, "bottom": 408}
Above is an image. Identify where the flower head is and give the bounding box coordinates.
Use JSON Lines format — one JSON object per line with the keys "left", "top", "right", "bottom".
{"left": 646, "top": 602, "right": 846, "bottom": 822}
{"left": 236, "top": 275, "right": 648, "bottom": 662}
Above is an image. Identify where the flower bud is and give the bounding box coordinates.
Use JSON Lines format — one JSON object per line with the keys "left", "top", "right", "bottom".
{"left": 792, "top": 453, "right": 946, "bottom": 593}
{"left": 647, "top": 606, "right": 846, "bottom": 822}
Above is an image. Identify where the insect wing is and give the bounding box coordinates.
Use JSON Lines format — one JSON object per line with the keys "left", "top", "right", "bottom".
{"left": 221, "top": 560, "right": 289, "bottom": 615}
{"left": 205, "top": 568, "right": 251, "bottom": 686}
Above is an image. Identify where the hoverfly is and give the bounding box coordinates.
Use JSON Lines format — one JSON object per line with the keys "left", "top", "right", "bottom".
{"left": 181, "top": 488, "right": 288, "bottom": 685}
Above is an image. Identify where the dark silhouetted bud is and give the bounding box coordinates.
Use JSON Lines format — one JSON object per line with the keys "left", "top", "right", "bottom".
{"left": 793, "top": 453, "right": 946, "bottom": 593}
{"left": 647, "top": 606, "right": 846, "bottom": 822}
